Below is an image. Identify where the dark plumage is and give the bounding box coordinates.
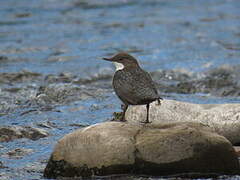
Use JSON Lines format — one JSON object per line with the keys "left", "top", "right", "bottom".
{"left": 102, "top": 52, "right": 162, "bottom": 123}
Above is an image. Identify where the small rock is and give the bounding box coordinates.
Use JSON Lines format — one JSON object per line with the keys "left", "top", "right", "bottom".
{"left": 0, "top": 126, "right": 49, "bottom": 142}
{"left": 67, "top": 106, "right": 84, "bottom": 112}
{"left": 44, "top": 122, "right": 239, "bottom": 178}
{"left": 15, "top": 13, "right": 31, "bottom": 18}
{"left": 68, "top": 123, "right": 88, "bottom": 128}
{"left": 44, "top": 73, "right": 74, "bottom": 84}
{"left": 3, "top": 148, "right": 33, "bottom": 159}
{"left": 37, "top": 122, "right": 57, "bottom": 129}
{"left": 0, "top": 161, "right": 5, "bottom": 168}
{"left": 0, "top": 56, "right": 8, "bottom": 61}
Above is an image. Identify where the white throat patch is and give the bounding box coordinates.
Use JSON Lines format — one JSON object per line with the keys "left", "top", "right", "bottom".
{"left": 113, "top": 62, "right": 124, "bottom": 71}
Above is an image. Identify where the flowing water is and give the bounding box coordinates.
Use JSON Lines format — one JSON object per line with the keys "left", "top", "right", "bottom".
{"left": 0, "top": 0, "right": 240, "bottom": 179}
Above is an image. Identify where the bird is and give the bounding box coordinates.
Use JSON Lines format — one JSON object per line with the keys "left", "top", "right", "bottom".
{"left": 102, "top": 52, "right": 162, "bottom": 123}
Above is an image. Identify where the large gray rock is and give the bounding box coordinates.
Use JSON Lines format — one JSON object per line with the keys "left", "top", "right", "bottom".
{"left": 126, "top": 100, "right": 240, "bottom": 144}
{"left": 44, "top": 121, "right": 239, "bottom": 178}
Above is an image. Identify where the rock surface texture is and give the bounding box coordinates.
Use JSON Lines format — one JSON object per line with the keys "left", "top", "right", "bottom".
{"left": 126, "top": 100, "right": 240, "bottom": 145}
{"left": 44, "top": 121, "right": 239, "bottom": 178}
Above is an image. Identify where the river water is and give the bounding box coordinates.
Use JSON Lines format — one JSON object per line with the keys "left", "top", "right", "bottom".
{"left": 0, "top": 0, "right": 240, "bottom": 179}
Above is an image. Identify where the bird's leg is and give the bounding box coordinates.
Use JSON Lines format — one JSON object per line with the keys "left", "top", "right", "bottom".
{"left": 146, "top": 103, "right": 150, "bottom": 123}
{"left": 141, "top": 103, "right": 151, "bottom": 123}
{"left": 121, "top": 104, "right": 128, "bottom": 122}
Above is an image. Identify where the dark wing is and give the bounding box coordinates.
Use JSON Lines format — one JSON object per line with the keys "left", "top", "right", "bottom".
{"left": 112, "top": 68, "right": 159, "bottom": 105}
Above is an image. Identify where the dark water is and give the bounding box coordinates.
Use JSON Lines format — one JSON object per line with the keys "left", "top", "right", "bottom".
{"left": 0, "top": 0, "right": 240, "bottom": 179}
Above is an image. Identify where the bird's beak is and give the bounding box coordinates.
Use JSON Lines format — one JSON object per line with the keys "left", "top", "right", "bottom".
{"left": 102, "top": 57, "right": 112, "bottom": 61}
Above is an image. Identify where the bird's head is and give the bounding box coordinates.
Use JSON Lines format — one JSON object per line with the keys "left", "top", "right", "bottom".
{"left": 102, "top": 52, "right": 139, "bottom": 70}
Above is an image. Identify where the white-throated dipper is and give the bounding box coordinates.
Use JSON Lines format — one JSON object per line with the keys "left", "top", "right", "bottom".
{"left": 102, "top": 52, "right": 162, "bottom": 123}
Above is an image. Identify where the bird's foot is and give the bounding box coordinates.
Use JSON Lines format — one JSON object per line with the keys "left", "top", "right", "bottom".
{"left": 140, "top": 120, "right": 152, "bottom": 124}
{"left": 112, "top": 112, "right": 127, "bottom": 122}
{"left": 120, "top": 118, "right": 127, "bottom": 122}
{"left": 157, "top": 98, "right": 163, "bottom": 106}
{"left": 121, "top": 104, "right": 126, "bottom": 110}
{"left": 120, "top": 114, "right": 127, "bottom": 122}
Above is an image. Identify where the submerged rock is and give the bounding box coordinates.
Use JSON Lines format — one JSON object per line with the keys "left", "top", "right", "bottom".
{"left": 0, "top": 126, "right": 49, "bottom": 142}
{"left": 44, "top": 122, "right": 239, "bottom": 178}
{"left": 126, "top": 99, "right": 240, "bottom": 145}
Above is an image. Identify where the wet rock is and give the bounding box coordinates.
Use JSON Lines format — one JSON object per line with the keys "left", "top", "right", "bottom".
{"left": 216, "top": 40, "right": 240, "bottom": 51}
{"left": 0, "top": 161, "right": 5, "bottom": 168}
{"left": 175, "top": 81, "right": 197, "bottom": 94}
{"left": 151, "top": 69, "right": 192, "bottom": 82}
{"left": 37, "top": 122, "right": 57, "bottom": 129}
{"left": 74, "top": 0, "right": 135, "bottom": 9}
{"left": 35, "top": 83, "right": 107, "bottom": 105}
{"left": 23, "top": 162, "right": 45, "bottom": 174}
{"left": 44, "top": 122, "right": 239, "bottom": 178}
{"left": 72, "top": 67, "right": 113, "bottom": 85}
{"left": 68, "top": 123, "right": 88, "bottom": 128}
{"left": 200, "top": 65, "right": 240, "bottom": 96}
{"left": 3, "top": 148, "right": 33, "bottom": 159}
{"left": 0, "top": 71, "right": 110, "bottom": 116}
{"left": 126, "top": 99, "right": 240, "bottom": 144}
{"left": 44, "top": 73, "right": 75, "bottom": 83}
{"left": 0, "top": 56, "right": 8, "bottom": 62}
{"left": 15, "top": 13, "right": 32, "bottom": 18}
{"left": 0, "top": 84, "right": 39, "bottom": 115}
{"left": 0, "top": 126, "right": 49, "bottom": 142}
{"left": 152, "top": 69, "right": 198, "bottom": 94}
{"left": 35, "top": 83, "right": 83, "bottom": 104}
{"left": 0, "top": 70, "right": 41, "bottom": 84}
{"left": 153, "top": 65, "right": 240, "bottom": 97}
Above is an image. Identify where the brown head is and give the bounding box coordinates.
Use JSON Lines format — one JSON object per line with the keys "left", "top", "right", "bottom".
{"left": 102, "top": 52, "right": 139, "bottom": 70}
